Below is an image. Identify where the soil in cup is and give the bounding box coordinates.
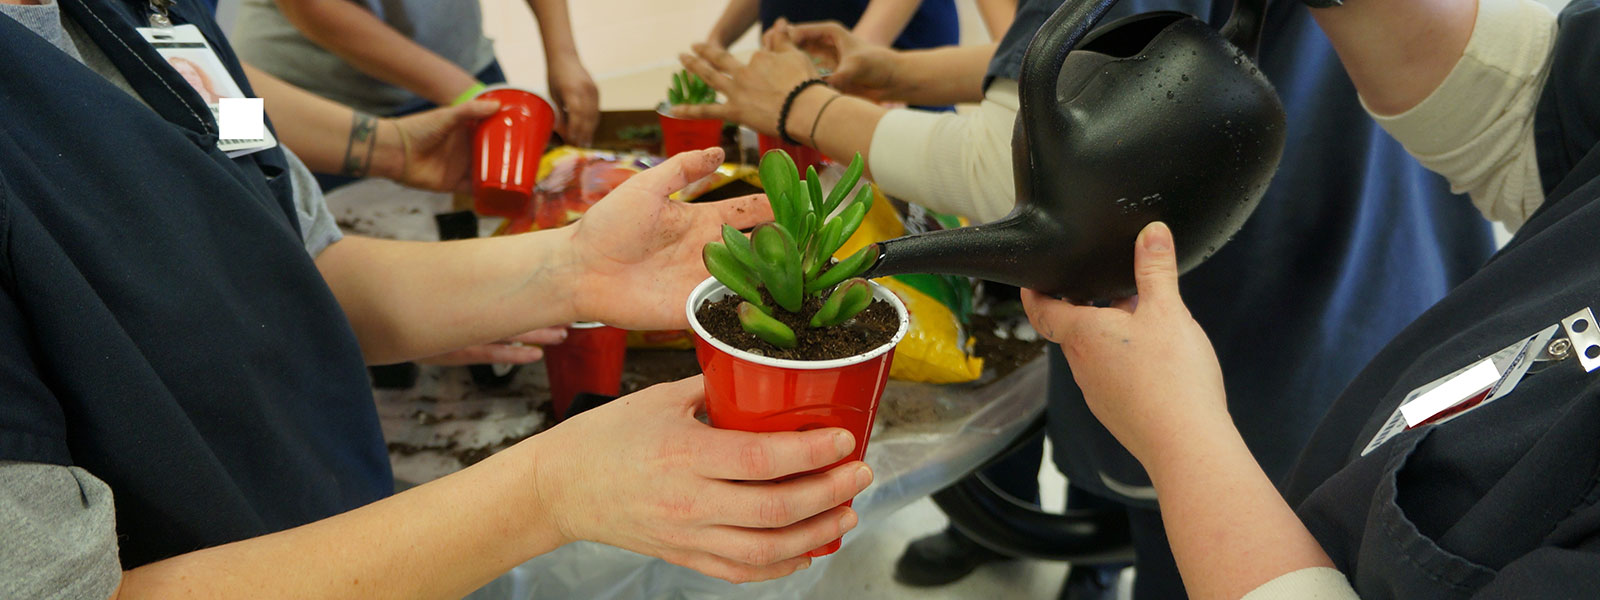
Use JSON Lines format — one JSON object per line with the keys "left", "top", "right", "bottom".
{"left": 695, "top": 290, "right": 898, "bottom": 361}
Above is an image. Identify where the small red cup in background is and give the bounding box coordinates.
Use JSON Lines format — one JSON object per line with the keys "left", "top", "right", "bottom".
{"left": 657, "top": 103, "right": 724, "bottom": 157}
{"left": 473, "top": 86, "right": 555, "bottom": 219}
{"left": 543, "top": 322, "right": 628, "bottom": 421}
{"left": 758, "top": 133, "right": 829, "bottom": 175}
{"left": 686, "top": 278, "right": 909, "bottom": 556}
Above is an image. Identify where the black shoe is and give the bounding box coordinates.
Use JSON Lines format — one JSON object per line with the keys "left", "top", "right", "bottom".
{"left": 1059, "top": 564, "right": 1122, "bottom": 600}
{"left": 893, "top": 528, "right": 1011, "bottom": 587}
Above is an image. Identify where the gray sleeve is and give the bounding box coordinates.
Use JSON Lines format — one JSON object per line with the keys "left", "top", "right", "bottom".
{"left": 282, "top": 146, "right": 345, "bottom": 257}
{"left": 0, "top": 462, "right": 121, "bottom": 600}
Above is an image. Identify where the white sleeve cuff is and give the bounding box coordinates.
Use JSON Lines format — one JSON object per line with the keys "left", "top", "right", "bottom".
{"left": 1363, "top": 0, "right": 1557, "bottom": 230}
{"left": 1241, "top": 567, "right": 1360, "bottom": 600}
{"left": 867, "top": 80, "right": 1021, "bottom": 223}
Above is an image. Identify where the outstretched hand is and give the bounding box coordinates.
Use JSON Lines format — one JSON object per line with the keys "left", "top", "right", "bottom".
{"left": 1020, "top": 222, "right": 1230, "bottom": 464}
{"left": 770, "top": 19, "right": 900, "bottom": 102}
{"left": 676, "top": 35, "right": 822, "bottom": 138}
{"left": 533, "top": 376, "right": 871, "bottom": 583}
{"left": 564, "top": 148, "right": 773, "bottom": 330}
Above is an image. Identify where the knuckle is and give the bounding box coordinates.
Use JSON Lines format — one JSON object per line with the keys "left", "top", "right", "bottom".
{"left": 736, "top": 440, "right": 775, "bottom": 478}
{"left": 741, "top": 539, "right": 781, "bottom": 566}
{"left": 755, "top": 493, "right": 792, "bottom": 526}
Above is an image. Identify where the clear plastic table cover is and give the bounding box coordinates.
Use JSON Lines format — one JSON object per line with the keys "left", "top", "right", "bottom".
{"left": 465, "top": 358, "right": 1046, "bottom": 600}
{"left": 325, "top": 179, "right": 1048, "bottom": 599}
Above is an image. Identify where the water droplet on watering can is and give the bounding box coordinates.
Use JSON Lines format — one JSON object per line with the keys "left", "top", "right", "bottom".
{"left": 1167, "top": 90, "right": 1175, "bottom": 100}
{"left": 1233, "top": 57, "right": 1242, "bottom": 65}
{"left": 1181, "top": 74, "right": 1189, "bottom": 82}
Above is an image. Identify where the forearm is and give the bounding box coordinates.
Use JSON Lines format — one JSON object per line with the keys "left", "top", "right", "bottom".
{"left": 245, "top": 64, "right": 405, "bottom": 180}
{"left": 709, "top": 0, "right": 761, "bottom": 47}
{"left": 883, "top": 43, "right": 996, "bottom": 105}
{"left": 117, "top": 441, "right": 562, "bottom": 600}
{"left": 528, "top": 0, "right": 582, "bottom": 65}
{"left": 275, "top": 0, "right": 478, "bottom": 106}
{"left": 1144, "top": 415, "right": 1335, "bottom": 600}
{"left": 784, "top": 87, "right": 887, "bottom": 178}
{"left": 314, "top": 233, "right": 583, "bottom": 365}
{"left": 1310, "top": 0, "right": 1477, "bottom": 115}
{"left": 866, "top": 80, "right": 1019, "bottom": 221}
{"left": 976, "top": 0, "right": 1017, "bottom": 39}
{"left": 853, "top": 0, "right": 923, "bottom": 46}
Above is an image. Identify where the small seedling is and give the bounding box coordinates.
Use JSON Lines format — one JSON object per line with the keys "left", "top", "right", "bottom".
{"left": 666, "top": 70, "right": 717, "bottom": 106}
{"left": 703, "top": 150, "right": 877, "bottom": 348}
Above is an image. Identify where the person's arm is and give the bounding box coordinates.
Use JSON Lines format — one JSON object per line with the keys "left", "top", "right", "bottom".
{"left": 527, "top": 0, "right": 600, "bottom": 146}
{"left": 272, "top": 0, "right": 480, "bottom": 107}
{"left": 778, "top": 21, "right": 993, "bottom": 105}
{"left": 852, "top": 0, "right": 924, "bottom": 47}
{"left": 708, "top": 0, "right": 762, "bottom": 48}
{"left": 976, "top": 0, "right": 1018, "bottom": 39}
{"left": 1310, "top": 0, "right": 1477, "bottom": 116}
{"left": 244, "top": 63, "right": 498, "bottom": 192}
{"left": 863, "top": 80, "right": 1019, "bottom": 222}
{"left": 1322, "top": 0, "right": 1557, "bottom": 230}
{"left": 107, "top": 377, "right": 870, "bottom": 598}
{"left": 1021, "top": 223, "right": 1346, "bottom": 600}
{"left": 313, "top": 149, "right": 771, "bottom": 365}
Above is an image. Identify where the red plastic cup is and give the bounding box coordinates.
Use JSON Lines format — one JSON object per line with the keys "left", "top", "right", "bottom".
{"left": 686, "top": 277, "right": 910, "bottom": 556}
{"left": 657, "top": 103, "right": 724, "bottom": 157}
{"left": 473, "top": 85, "right": 555, "bottom": 219}
{"left": 758, "top": 133, "right": 829, "bottom": 175}
{"left": 543, "top": 322, "right": 628, "bottom": 421}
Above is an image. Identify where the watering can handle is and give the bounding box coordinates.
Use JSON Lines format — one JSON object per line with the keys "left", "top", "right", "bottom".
{"left": 1221, "top": 0, "right": 1271, "bottom": 57}
{"left": 1015, "top": 0, "right": 1122, "bottom": 127}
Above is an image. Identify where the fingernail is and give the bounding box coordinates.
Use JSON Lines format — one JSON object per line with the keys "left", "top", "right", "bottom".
{"left": 797, "top": 559, "right": 812, "bottom": 571}
{"left": 839, "top": 510, "right": 859, "bottom": 532}
{"left": 832, "top": 430, "right": 853, "bottom": 455}
{"left": 854, "top": 465, "right": 873, "bottom": 488}
{"left": 1142, "top": 222, "right": 1171, "bottom": 253}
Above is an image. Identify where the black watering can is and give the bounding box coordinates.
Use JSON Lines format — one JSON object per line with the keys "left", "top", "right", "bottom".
{"left": 863, "top": 0, "right": 1284, "bottom": 302}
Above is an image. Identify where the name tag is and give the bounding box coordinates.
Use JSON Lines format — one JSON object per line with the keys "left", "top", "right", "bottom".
{"left": 136, "top": 25, "right": 277, "bottom": 158}
{"left": 1362, "top": 307, "right": 1599, "bottom": 456}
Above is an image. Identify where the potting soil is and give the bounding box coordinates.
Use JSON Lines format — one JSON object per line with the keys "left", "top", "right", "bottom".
{"left": 695, "top": 291, "right": 899, "bottom": 361}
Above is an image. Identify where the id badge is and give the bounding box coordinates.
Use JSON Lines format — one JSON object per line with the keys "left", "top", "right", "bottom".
{"left": 135, "top": 25, "right": 277, "bottom": 158}
{"left": 1362, "top": 308, "right": 1600, "bottom": 456}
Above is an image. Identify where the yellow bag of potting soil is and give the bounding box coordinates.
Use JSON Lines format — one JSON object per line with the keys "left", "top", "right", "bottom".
{"left": 833, "top": 188, "right": 984, "bottom": 384}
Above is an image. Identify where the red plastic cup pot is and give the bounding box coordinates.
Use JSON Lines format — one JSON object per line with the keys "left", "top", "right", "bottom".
{"left": 657, "top": 102, "right": 724, "bottom": 157}
{"left": 543, "top": 322, "right": 628, "bottom": 422}
{"left": 685, "top": 277, "right": 910, "bottom": 556}
{"left": 757, "top": 133, "right": 829, "bottom": 175}
{"left": 473, "top": 85, "right": 555, "bottom": 219}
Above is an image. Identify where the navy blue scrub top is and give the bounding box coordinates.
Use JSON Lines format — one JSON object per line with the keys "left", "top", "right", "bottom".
{"left": 0, "top": 0, "right": 390, "bottom": 568}
{"left": 760, "top": 0, "right": 960, "bottom": 51}
{"left": 989, "top": 0, "right": 1497, "bottom": 506}
{"left": 1283, "top": 4, "right": 1600, "bottom": 597}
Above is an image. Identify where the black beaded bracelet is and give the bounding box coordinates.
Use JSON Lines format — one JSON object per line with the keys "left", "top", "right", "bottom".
{"left": 778, "top": 79, "right": 828, "bottom": 146}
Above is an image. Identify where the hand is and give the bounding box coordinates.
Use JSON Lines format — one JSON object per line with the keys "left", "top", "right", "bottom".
{"left": 547, "top": 54, "right": 600, "bottom": 146}
{"left": 415, "top": 327, "right": 568, "bottom": 366}
{"left": 563, "top": 147, "right": 773, "bottom": 330}
{"left": 386, "top": 100, "right": 500, "bottom": 193}
{"left": 770, "top": 19, "right": 900, "bottom": 102}
{"left": 676, "top": 37, "right": 822, "bottom": 138}
{"left": 533, "top": 376, "right": 872, "bottom": 582}
{"left": 1020, "top": 222, "right": 1229, "bottom": 464}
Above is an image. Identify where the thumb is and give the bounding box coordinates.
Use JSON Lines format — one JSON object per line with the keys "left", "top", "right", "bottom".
{"left": 1131, "top": 221, "right": 1182, "bottom": 309}
{"left": 454, "top": 99, "right": 501, "bottom": 121}
{"left": 624, "top": 148, "right": 724, "bottom": 196}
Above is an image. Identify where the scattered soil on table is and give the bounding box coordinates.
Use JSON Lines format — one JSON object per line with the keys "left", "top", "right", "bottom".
{"left": 696, "top": 290, "right": 898, "bottom": 361}
{"left": 968, "top": 313, "right": 1046, "bottom": 380}
{"left": 621, "top": 349, "right": 704, "bottom": 394}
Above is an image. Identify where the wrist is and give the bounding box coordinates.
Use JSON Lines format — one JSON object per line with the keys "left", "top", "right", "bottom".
{"left": 523, "top": 227, "right": 587, "bottom": 325}
{"left": 372, "top": 119, "right": 408, "bottom": 182}
{"left": 784, "top": 85, "right": 836, "bottom": 146}
{"left": 451, "top": 82, "right": 488, "bottom": 107}
{"left": 1141, "top": 409, "right": 1242, "bottom": 482}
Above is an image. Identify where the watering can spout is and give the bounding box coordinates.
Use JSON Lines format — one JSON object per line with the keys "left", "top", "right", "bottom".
{"left": 863, "top": 213, "right": 1053, "bottom": 288}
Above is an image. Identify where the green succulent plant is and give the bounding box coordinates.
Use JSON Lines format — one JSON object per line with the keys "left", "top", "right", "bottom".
{"left": 666, "top": 70, "right": 717, "bottom": 106}
{"left": 702, "top": 149, "right": 879, "bottom": 349}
